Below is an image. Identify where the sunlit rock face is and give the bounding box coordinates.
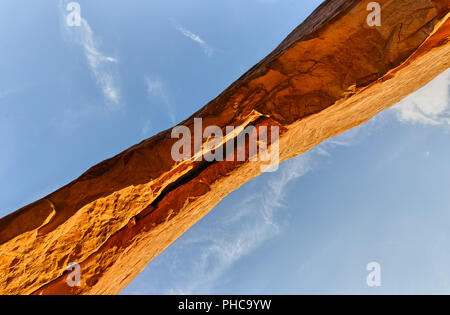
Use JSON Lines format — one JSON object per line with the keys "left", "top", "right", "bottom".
{"left": 0, "top": 0, "right": 448, "bottom": 295}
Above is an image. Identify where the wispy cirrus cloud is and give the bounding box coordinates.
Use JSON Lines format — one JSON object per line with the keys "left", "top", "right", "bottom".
{"left": 0, "top": 120, "right": 14, "bottom": 177}
{"left": 166, "top": 155, "right": 313, "bottom": 294}
{"left": 0, "top": 89, "right": 14, "bottom": 101}
{"left": 175, "top": 24, "right": 213, "bottom": 57}
{"left": 141, "top": 120, "right": 152, "bottom": 137}
{"left": 394, "top": 69, "right": 450, "bottom": 126}
{"left": 145, "top": 76, "right": 176, "bottom": 124}
{"left": 60, "top": 2, "right": 122, "bottom": 110}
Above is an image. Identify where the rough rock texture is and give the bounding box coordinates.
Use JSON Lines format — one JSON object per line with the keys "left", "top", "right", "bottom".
{"left": 0, "top": 0, "right": 449, "bottom": 295}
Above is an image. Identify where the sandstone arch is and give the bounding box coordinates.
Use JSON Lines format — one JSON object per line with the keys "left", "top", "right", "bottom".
{"left": 0, "top": 0, "right": 449, "bottom": 295}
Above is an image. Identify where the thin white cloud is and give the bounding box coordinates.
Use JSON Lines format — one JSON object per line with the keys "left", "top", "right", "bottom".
{"left": 394, "top": 69, "right": 450, "bottom": 126}
{"left": 170, "top": 155, "right": 313, "bottom": 294}
{"left": 145, "top": 76, "right": 176, "bottom": 124}
{"left": 57, "top": 102, "right": 105, "bottom": 129}
{"left": 0, "top": 89, "right": 13, "bottom": 100}
{"left": 175, "top": 25, "right": 213, "bottom": 57}
{"left": 0, "top": 120, "right": 14, "bottom": 177}
{"left": 141, "top": 120, "right": 152, "bottom": 137}
{"left": 60, "top": 2, "right": 122, "bottom": 110}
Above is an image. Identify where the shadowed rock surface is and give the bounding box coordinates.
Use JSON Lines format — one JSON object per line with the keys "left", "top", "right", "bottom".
{"left": 0, "top": 0, "right": 449, "bottom": 295}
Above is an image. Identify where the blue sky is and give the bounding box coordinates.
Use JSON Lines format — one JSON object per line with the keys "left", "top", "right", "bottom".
{"left": 1, "top": 1, "right": 449, "bottom": 294}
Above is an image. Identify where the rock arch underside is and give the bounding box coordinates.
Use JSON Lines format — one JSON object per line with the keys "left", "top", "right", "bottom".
{"left": 0, "top": 0, "right": 449, "bottom": 295}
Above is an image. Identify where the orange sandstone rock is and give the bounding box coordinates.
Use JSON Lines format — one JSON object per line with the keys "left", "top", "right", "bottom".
{"left": 0, "top": 0, "right": 449, "bottom": 295}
